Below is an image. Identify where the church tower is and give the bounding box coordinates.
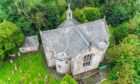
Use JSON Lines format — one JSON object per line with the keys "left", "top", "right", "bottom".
{"left": 67, "top": 4, "right": 72, "bottom": 19}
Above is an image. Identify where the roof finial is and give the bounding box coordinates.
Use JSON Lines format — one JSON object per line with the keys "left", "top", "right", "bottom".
{"left": 68, "top": 3, "right": 70, "bottom": 9}
{"left": 67, "top": 4, "right": 72, "bottom": 20}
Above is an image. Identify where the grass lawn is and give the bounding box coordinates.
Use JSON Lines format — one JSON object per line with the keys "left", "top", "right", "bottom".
{"left": 0, "top": 51, "right": 47, "bottom": 84}
{"left": 101, "top": 80, "right": 113, "bottom": 84}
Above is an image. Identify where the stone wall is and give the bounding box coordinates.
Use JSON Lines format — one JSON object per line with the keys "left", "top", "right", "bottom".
{"left": 44, "top": 49, "right": 55, "bottom": 67}
{"left": 55, "top": 59, "right": 70, "bottom": 74}
{"left": 71, "top": 47, "right": 103, "bottom": 76}
{"left": 19, "top": 47, "right": 38, "bottom": 53}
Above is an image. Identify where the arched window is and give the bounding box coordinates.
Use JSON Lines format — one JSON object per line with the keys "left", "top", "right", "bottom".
{"left": 83, "top": 54, "right": 92, "bottom": 67}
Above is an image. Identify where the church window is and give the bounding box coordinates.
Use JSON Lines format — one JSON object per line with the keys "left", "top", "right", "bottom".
{"left": 83, "top": 54, "right": 92, "bottom": 67}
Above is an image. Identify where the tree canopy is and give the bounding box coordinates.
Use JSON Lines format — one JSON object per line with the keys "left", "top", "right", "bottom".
{"left": 0, "top": 21, "right": 24, "bottom": 59}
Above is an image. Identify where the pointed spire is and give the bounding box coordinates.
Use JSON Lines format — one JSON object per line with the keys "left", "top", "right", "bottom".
{"left": 67, "top": 4, "right": 72, "bottom": 19}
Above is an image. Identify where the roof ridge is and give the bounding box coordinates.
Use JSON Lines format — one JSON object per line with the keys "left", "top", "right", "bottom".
{"left": 64, "top": 33, "right": 72, "bottom": 53}
{"left": 74, "top": 26, "right": 89, "bottom": 46}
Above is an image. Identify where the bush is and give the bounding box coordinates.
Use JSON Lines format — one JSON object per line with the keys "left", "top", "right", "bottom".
{"left": 60, "top": 75, "right": 78, "bottom": 84}
{"left": 103, "top": 0, "right": 137, "bottom": 26}
{"left": 82, "top": 7, "right": 101, "bottom": 22}
{"left": 0, "top": 21, "right": 24, "bottom": 59}
{"left": 113, "top": 23, "right": 129, "bottom": 44}
{"left": 73, "top": 7, "right": 101, "bottom": 23}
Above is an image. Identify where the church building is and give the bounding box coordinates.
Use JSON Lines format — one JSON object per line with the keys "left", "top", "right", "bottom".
{"left": 40, "top": 4, "right": 110, "bottom": 76}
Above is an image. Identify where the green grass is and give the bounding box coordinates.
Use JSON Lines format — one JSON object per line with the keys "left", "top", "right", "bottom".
{"left": 100, "top": 79, "right": 113, "bottom": 84}
{"left": 0, "top": 51, "right": 47, "bottom": 84}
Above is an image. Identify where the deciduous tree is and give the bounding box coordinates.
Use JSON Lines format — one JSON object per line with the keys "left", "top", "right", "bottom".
{"left": 0, "top": 21, "right": 24, "bottom": 59}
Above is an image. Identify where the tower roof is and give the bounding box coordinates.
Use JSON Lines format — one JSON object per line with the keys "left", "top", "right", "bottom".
{"left": 58, "top": 4, "right": 80, "bottom": 28}
{"left": 67, "top": 4, "right": 72, "bottom": 20}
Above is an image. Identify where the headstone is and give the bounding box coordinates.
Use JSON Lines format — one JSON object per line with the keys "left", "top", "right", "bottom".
{"left": 45, "top": 75, "right": 49, "bottom": 84}
{"left": 45, "top": 74, "right": 48, "bottom": 80}
{"left": 15, "top": 64, "right": 18, "bottom": 71}
{"left": 38, "top": 73, "right": 41, "bottom": 77}
{"left": 9, "top": 54, "right": 16, "bottom": 57}
{"left": 20, "top": 69, "right": 23, "bottom": 74}
{"left": 18, "top": 52, "right": 21, "bottom": 57}
{"left": 10, "top": 60, "right": 13, "bottom": 64}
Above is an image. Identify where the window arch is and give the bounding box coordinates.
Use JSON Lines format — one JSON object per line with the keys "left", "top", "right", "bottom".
{"left": 83, "top": 54, "right": 92, "bottom": 67}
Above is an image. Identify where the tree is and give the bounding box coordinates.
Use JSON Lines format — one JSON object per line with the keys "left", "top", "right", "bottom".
{"left": 73, "top": 9, "right": 85, "bottom": 23}
{"left": 113, "top": 23, "right": 129, "bottom": 44}
{"left": 72, "top": 7, "right": 101, "bottom": 23}
{"left": 68, "top": 0, "right": 100, "bottom": 8}
{"left": 103, "top": 0, "right": 137, "bottom": 26}
{"left": 0, "top": 21, "right": 24, "bottom": 59}
{"left": 0, "top": 0, "right": 13, "bottom": 21}
{"left": 16, "top": 17, "right": 32, "bottom": 36}
{"left": 82, "top": 7, "right": 101, "bottom": 22}
{"left": 32, "top": 11, "right": 46, "bottom": 30}
{"left": 106, "top": 35, "right": 140, "bottom": 83}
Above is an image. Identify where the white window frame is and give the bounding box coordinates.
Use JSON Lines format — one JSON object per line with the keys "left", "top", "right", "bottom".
{"left": 83, "top": 54, "right": 92, "bottom": 67}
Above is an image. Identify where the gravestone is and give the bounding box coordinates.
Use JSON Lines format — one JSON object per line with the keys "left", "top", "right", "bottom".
{"left": 18, "top": 52, "right": 21, "bottom": 57}
{"left": 20, "top": 69, "right": 23, "bottom": 74}
{"left": 15, "top": 64, "right": 18, "bottom": 71}
{"left": 38, "top": 73, "right": 41, "bottom": 77}
{"left": 10, "top": 60, "right": 13, "bottom": 64}
{"left": 9, "top": 54, "right": 16, "bottom": 57}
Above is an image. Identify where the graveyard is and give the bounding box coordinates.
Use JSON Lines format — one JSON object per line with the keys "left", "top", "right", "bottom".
{"left": 0, "top": 0, "right": 140, "bottom": 84}
{"left": 0, "top": 51, "right": 48, "bottom": 83}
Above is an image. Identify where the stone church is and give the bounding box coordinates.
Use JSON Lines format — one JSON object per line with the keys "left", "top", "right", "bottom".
{"left": 40, "top": 4, "right": 110, "bottom": 76}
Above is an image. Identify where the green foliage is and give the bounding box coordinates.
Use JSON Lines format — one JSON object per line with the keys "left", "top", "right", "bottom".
{"left": 60, "top": 81, "right": 68, "bottom": 84}
{"left": 108, "top": 68, "right": 117, "bottom": 80}
{"left": 44, "top": 3, "right": 60, "bottom": 30}
{"left": 0, "top": 0, "right": 13, "bottom": 21}
{"left": 103, "top": 0, "right": 137, "bottom": 26}
{"left": 49, "top": 75, "right": 59, "bottom": 84}
{"left": 0, "top": 0, "right": 67, "bottom": 35}
{"left": 68, "top": 0, "right": 100, "bottom": 8}
{"left": 0, "top": 21, "right": 24, "bottom": 58}
{"left": 60, "top": 75, "right": 78, "bottom": 84}
{"left": 134, "top": 57, "right": 140, "bottom": 84}
{"left": 100, "top": 80, "right": 113, "bottom": 84}
{"left": 73, "top": 9, "right": 85, "bottom": 23}
{"left": 113, "top": 23, "right": 129, "bottom": 44}
{"left": 16, "top": 17, "right": 32, "bottom": 35}
{"left": 73, "top": 7, "right": 101, "bottom": 23}
{"left": 82, "top": 7, "right": 101, "bottom": 22}
{"left": 106, "top": 35, "right": 140, "bottom": 83}
{"left": 32, "top": 11, "right": 46, "bottom": 30}
{"left": 115, "top": 62, "right": 135, "bottom": 84}
{"left": 131, "top": 14, "right": 140, "bottom": 38}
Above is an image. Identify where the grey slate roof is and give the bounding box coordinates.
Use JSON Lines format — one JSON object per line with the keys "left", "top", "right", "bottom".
{"left": 58, "top": 19, "right": 80, "bottom": 28}
{"left": 40, "top": 19, "right": 110, "bottom": 59}
{"left": 22, "top": 36, "right": 39, "bottom": 47}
